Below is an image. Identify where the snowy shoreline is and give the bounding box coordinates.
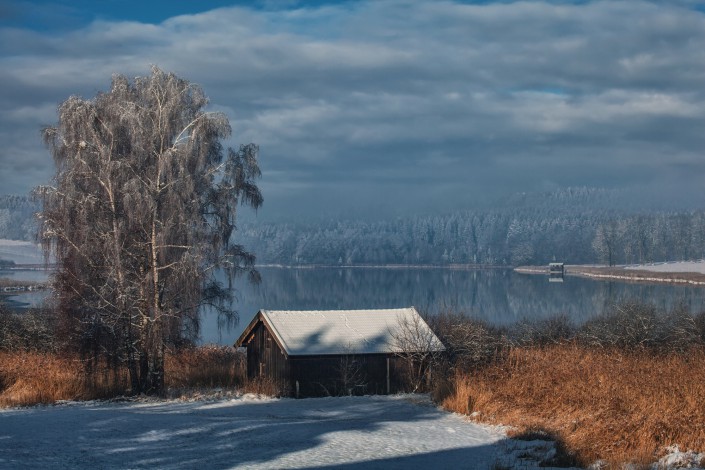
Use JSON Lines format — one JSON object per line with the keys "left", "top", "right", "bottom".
{"left": 516, "top": 262, "right": 705, "bottom": 286}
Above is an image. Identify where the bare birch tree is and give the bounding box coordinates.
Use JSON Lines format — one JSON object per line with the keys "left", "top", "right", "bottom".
{"left": 36, "top": 67, "right": 262, "bottom": 394}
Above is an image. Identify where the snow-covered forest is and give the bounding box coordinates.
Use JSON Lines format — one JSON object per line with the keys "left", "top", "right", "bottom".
{"left": 237, "top": 188, "right": 705, "bottom": 266}
{"left": 4, "top": 188, "right": 705, "bottom": 266}
{"left": 0, "top": 195, "right": 36, "bottom": 242}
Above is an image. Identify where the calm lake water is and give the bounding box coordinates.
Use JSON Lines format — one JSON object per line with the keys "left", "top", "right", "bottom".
{"left": 201, "top": 266, "right": 705, "bottom": 345}
{"left": 5, "top": 267, "right": 705, "bottom": 345}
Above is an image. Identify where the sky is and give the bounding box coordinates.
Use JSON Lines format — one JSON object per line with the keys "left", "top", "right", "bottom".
{"left": 1, "top": 0, "right": 704, "bottom": 221}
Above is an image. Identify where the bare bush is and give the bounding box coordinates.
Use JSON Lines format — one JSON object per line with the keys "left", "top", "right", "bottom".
{"left": 0, "top": 305, "right": 58, "bottom": 353}
{"left": 579, "top": 302, "right": 662, "bottom": 350}
{"left": 512, "top": 314, "right": 575, "bottom": 347}
{"left": 335, "top": 352, "right": 368, "bottom": 396}
{"left": 579, "top": 302, "right": 703, "bottom": 353}
{"left": 693, "top": 311, "right": 705, "bottom": 344}
{"left": 390, "top": 312, "right": 445, "bottom": 392}
{"left": 428, "top": 311, "right": 508, "bottom": 371}
{"left": 659, "top": 305, "right": 702, "bottom": 353}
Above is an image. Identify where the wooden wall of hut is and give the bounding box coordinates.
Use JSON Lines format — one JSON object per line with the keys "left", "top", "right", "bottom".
{"left": 289, "top": 354, "right": 409, "bottom": 398}
{"left": 244, "top": 321, "right": 290, "bottom": 383}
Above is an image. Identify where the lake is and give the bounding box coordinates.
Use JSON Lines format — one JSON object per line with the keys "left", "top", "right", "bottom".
{"left": 5, "top": 267, "right": 705, "bottom": 345}
{"left": 200, "top": 266, "right": 705, "bottom": 345}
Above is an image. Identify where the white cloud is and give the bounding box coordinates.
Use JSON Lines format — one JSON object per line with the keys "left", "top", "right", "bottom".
{"left": 0, "top": 0, "right": 704, "bottom": 216}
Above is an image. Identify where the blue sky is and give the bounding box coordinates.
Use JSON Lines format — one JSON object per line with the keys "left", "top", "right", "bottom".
{"left": 1, "top": 0, "right": 705, "bottom": 220}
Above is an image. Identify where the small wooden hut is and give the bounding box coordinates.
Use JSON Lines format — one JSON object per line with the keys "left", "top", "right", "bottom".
{"left": 235, "top": 307, "right": 445, "bottom": 397}
{"left": 549, "top": 262, "right": 565, "bottom": 275}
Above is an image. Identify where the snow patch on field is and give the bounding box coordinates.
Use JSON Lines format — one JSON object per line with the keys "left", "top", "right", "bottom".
{"left": 625, "top": 260, "right": 705, "bottom": 275}
{"left": 0, "top": 394, "right": 570, "bottom": 469}
{"left": 653, "top": 445, "right": 705, "bottom": 469}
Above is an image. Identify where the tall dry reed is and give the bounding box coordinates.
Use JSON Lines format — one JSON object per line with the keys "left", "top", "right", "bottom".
{"left": 165, "top": 346, "right": 245, "bottom": 390}
{"left": 440, "top": 344, "right": 705, "bottom": 467}
{"left": 0, "top": 351, "right": 85, "bottom": 407}
{"left": 0, "top": 346, "right": 246, "bottom": 407}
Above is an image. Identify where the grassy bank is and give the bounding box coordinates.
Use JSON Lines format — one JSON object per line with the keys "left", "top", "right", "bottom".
{"left": 438, "top": 345, "right": 705, "bottom": 467}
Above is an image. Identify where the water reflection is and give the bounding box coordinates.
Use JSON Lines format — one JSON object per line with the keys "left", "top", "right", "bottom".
{"left": 5, "top": 267, "right": 705, "bottom": 346}
{"left": 200, "top": 267, "right": 705, "bottom": 345}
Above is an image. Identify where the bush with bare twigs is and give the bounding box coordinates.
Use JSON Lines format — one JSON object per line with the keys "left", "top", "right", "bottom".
{"left": 390, "top": 312, "right": 446, "bottom": 392}
{"left": 579, "top": 302, "right": 703, "bottom": 352}
{"left": 0, "top": 304, "right": 58, "bottom": 353}
{"left": 426, "top": 310, "right": 508, "bottom": 371}
{"left": 512, "top": 313, "right": 576, "bottom": 346}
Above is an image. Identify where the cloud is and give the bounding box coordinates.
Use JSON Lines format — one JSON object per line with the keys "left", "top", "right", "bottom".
{"left": 0, "top": 0, "right": 704, "bottom": 218}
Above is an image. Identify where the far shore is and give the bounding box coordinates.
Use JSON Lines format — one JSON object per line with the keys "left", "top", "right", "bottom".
{"left": 255, "top": 263, "right": 512, "bottom": 270}
{"left": 515, "top": 263, "right": 705, "bottom": 286}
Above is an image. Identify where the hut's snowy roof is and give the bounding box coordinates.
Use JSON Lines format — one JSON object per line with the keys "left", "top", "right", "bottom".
{"left": 236, "top": 307, "right": 445, "bottom": 356}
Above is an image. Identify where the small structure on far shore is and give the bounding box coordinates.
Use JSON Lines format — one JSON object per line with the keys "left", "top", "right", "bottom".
{"left": 549, "top": 262, "right": 565, "bottom": 275}
{"left": 235, "top": 307, "right": 445, "bottom": 398}
{"left": 549, "top": 262, "right": 565, "bottom": 282}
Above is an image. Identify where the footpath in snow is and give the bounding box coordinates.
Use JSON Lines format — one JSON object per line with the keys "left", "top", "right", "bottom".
{"left": 0, "top": 394, "right": 564, "bottom": 469}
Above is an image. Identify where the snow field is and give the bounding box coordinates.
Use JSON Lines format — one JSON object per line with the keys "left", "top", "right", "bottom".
{"left": 625, "top": 260, "right": 705, "bottom": 275}
{"left": 0, "top": 394, "right": 569, "bottom": 469}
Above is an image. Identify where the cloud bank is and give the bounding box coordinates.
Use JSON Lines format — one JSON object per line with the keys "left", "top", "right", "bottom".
{"left": 1, "top": 0, "right": 704, "bottom": 219}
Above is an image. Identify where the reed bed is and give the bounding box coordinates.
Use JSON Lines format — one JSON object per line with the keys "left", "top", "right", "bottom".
{"left": 440, "top": 344, "right": 705, "bottom": 467}
{"left": 0, "top": 346, "right": 246, "bottom": 407}
{"left": 0, "top": 351, "right": 85, "bottom": 407}
{"left": 165, "top": 345, "right": 245, "bottom": 390}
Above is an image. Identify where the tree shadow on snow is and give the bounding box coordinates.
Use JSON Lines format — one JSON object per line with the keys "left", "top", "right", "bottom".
{"left": 0, "top": 396, "right": 551, "bottom": 469}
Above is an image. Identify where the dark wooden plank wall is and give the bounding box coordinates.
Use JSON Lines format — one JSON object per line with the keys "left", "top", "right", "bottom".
{"left": 245, "top": 321, "right": 290, "bottom": 383}
{"left": 289, "top": 354, "right": 410, "bottom": 398}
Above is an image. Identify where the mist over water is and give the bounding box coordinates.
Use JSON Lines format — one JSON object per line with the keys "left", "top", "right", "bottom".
{"left": 200, "top": 267, "right": 705, "bottom": 345}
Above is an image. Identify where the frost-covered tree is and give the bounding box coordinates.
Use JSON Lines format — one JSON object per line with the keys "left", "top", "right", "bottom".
{"left": 37, "top": 68, "right": 262, "bottom": 394}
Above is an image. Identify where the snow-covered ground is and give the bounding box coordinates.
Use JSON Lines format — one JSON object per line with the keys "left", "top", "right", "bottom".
{"left": 0, "top": 394, "right": 568, "bottom": 469}
{"left": 625, "top": 260, "right": 705, "bottom": 275}
{"left": 0, "top": 239, "right": 43, "bottom": 265}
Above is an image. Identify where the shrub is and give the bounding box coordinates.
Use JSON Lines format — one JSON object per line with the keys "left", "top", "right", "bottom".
{"left": 693, "top": 311, "right": 705, "bottom": 343}
{"left": 0, "top": 305, "right": 58, "bottom": 353}
{"left": 426, "top": 310, "right": 508, "bottom": 372}
{"left": 579, "top": 302, "right": 703, "bottom": 353}
{"left": 512, "top": 313, "right": 576, "bottom": 346}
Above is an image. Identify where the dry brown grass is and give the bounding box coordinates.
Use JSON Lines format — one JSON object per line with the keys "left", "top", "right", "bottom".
{"left": 165, "top": 346, "right": 245, "bottom": 390}
{"left": 440, "top": 344, "right": 705, "bottom": 467}
{"left": 0, "top": 351, "right": 86, "bottom": 407}
{"left": 240, "top": 375, "right": 290, "bottom": 397}
{"left": 0, "top": 346, "right": 247, "bottom": 407}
